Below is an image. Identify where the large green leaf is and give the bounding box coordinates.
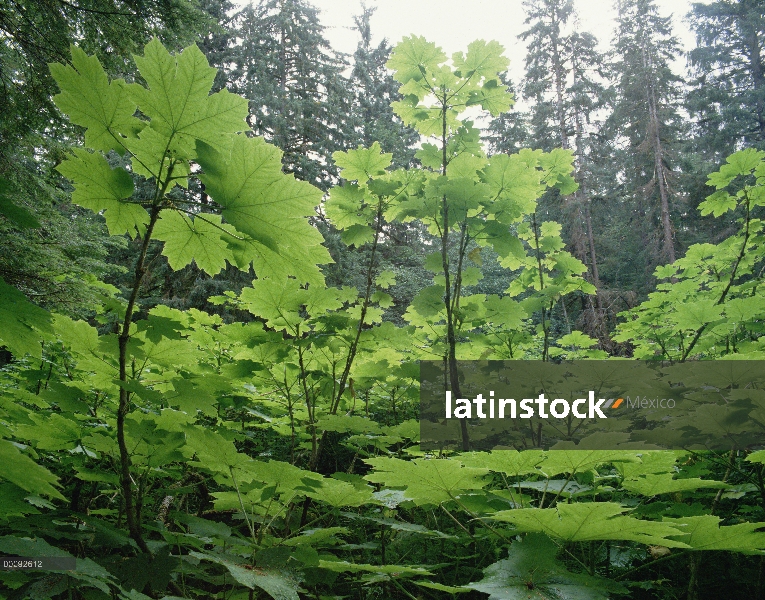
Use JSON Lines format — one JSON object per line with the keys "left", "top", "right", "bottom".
{"left": 153, "top": 211, "right": 231, "bottom": 275}
{"left": 333, "top": 142, "right": 392, "bottom": 182}
{"left": 491, "top": 502, "right": 688, "bottom": 547}
{"left": 364, "top": 457, "right": 488, "bottom": 505}
{"left": 56, "top": 148, "right": 147, "bottom": 237}
{"left": 50, "top": 46, "right": 139, "bottom": 153}
{"left": 468, "top": 534, "right": 624, "bottom": 599}
{"left": 452, "top": 40, "right": 509, "bottom": 79}
{"left": 387, "top": 36, "right": 447, "bottom": 85}
{"left": 197, "top": 136, "right": 329, "bottom": 284}
{"left": 539, "top": 450, "right": 640, "bottom": 477}
{"left": 665, "top": 516, "right": 765, "bottom": 551}
{"left": 459, "top": 450, "right": 545, "bottom": 477}
{"left": 130, "top": 39, "right": 248, "bottom": 153}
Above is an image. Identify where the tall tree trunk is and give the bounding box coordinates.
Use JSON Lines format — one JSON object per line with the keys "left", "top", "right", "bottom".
{"left": 642, "top": 40, "right": 675, "bottom": 264}
{"left": 746, "top": 22, "right": 765, "bottom": 138}
{"left": 550, "top": 5, "right": 568, "bottom": 150}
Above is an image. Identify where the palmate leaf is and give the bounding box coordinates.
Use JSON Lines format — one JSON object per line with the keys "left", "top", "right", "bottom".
{"left": 467, "top": 78, "right": 514, "bottom": 116}
{"left": 387, "top": 36, "right": 447, "bottom": 84}
{"left": 706, "top": 148, "right": 765, "bottom": 189}
{"left": 468, "top": 534, "right": 624, "bottom": 600}
{"left": 452, "top": 40, "right": 509, "bottom": 79}
{"left": 364, "top": 457, "right": 488, "bottom": 506}
{"left": 481, "top": 154, "right": 544, "bottom": 222}
{"left": 14, "top": 413, "right": 82, "bottom": 451}
{"left": 325, "top": 184, "right": 372, "bottom": 229}
{"left": 152, "top": 211, "right": 231, "bottom": 275}
{"left": 539, "top": 450, "right": 640, "bottom": 477}
{"left": 0, "top": 277, "right": 52, "bottom": 358}
{"left": 665, "top": 515, "right": 765, "bottom": 551}
{"left": 50, "top": 46, "right": 140, "bottom": 153}
{"left": 491, "top": 503, "right": 688, "bottom": 547}
{"left": 333, "top": 142, "right": 392, "bottom": 182}
{"left": 198, "top": 136, "right": 329, "bottom": 285}
{"left": 459, "top": 450, "right": 545, "bottom": 478}
{"left": 56, "top": 148, "right": 148, "bottom": 237}
{"left": 130, "top": 39, "right": 248, "bottom": 154}
{"left": 306, "top": 478, "right": 374, "bottom": 508}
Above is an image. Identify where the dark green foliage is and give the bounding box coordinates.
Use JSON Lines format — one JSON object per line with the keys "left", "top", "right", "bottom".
{"left": 230, "top": 0, "right": 352, "bottom": 190}
{"left": 609, "top": 0, "right": 685, "bottom": 266}
{"left": 687, "top": 0, "right": 765, "bottom": 157}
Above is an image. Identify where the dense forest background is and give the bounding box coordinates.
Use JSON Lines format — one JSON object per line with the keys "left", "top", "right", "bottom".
{"left": 2, "top": 0, "right": 765, "bottom": 599}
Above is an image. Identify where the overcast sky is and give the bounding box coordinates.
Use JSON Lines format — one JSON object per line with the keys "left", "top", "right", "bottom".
{"left": 232, "top": 0, "right": 711, "bottom": 82}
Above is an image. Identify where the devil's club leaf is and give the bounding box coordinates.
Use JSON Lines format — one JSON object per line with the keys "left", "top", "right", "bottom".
{"left": 491, "top": 502, "right": 688, "bottom": 547}
{"left": 387, "top": 36, "right": 447, "bottom": 85}
{"left": 198, "top": 136, "right": 329, "bottom": 284}
{"left": 468, "top": 534, "right": 624, "bottom": 599}
{"left": 56, "top": 148, "right": 147, "bottom": 236}
{"left": 364, "top": 457, "right": 488, "bottom": 505}
{"left": 665, "top": 516, "right": 765, "bottom": 551}
{"left": 130, "top": 39, "right": 248, "bottom": 154}
{"left": 333, "top": 142, "right": 392, "bottom": 182}
{"left": 50, "top": 46, "right": 139, "bottom": 153}
{"left": 153, "top": 210, "right": 231, "bottom": 275}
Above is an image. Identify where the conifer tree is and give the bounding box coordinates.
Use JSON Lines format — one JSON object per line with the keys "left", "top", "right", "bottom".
{"left": 687, "top": 0, "right": 765, "bottom": 159}
{"left": 511, "top": 0, "right": 610, "bottom": 339}
{"left": 230, "top": 0, "right": 352, "bottom": 190}
{"left": 520, "top": 0, "right": 575, "bottom": 152}
{"left": 348, "top": 5, "right": 419, "bottom": 167}
{"left": 610, "top": 0, "right": 684, "bottom": 266}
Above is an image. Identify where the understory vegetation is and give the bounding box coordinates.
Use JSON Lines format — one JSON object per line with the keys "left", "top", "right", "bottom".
{"left": 2, "top": 0, "right": 765, "bottom": 599}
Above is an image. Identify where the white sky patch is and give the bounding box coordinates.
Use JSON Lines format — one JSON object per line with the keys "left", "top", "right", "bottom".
{"left": 232, "top": 0, "right": 715, "bottom": 84}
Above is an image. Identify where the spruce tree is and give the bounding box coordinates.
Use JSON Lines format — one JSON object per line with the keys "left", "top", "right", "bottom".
{"left": 687, "top": 0, "right": 765, "bottom": 161}
{"left": 520, "top": 0, "right": 575, "bottom": 152}
{"left": 348, "top": 5, "right": 419, "bottom": 167}
{"left": 511, "top": 0, "right": 611, "bottom": 340}
{"left": 610, "top": 0, "right": 684, "bottom": 266}
{"left": 230, "top": 0, "right": 351, "bottom": 190}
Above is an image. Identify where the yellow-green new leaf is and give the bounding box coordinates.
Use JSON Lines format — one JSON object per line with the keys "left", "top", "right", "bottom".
{"left": 387, "top": 36, "right": 447, "bottom": 84}
{"left": 452, "top": 40, "right": 509, "bottom": 79}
